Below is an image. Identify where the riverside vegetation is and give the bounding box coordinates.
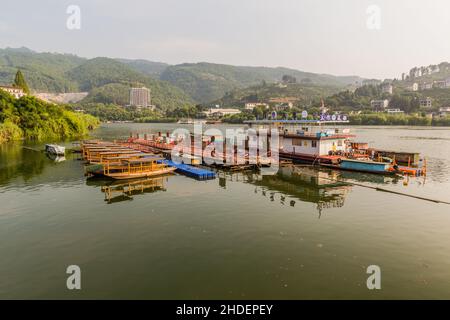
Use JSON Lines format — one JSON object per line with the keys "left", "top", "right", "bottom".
{"left": 0, "top": 89, "right": 99, "bottom": 143}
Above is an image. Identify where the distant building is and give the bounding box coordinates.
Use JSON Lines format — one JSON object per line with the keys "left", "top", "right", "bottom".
{"left": 274, "top": 102, "right": 293, "bottom": 111}
{"left": 419, "top": 97, "right": 432, "bottom": 108}
{"left": 419, "top": 82, "right": 433, "bottom": 90}
{"left": 244, "top": 102, "right": 269, "bottom": 110}
{"left": 433, "top": 80, "right": 447, "bottom": 89}
{"left": 381, "top": 83, "right": 393, "bottom": 94}
{"left": 203, "top": 108, "right": 241, "bottom": 118}
{"left": 439, "top": 107, "right": 450, "bottom": 117}
{"left": 129, "top": 87, "right": 151, "bottom": 107}
{"left": 371, "top": 99, "right": 389, "bottom": 111}
{"left": 386, "top": 108, "right": 404, "bottom": 114}
{"left": 0, "top": 85, "right": 25, "bottom": 99}
{"left": 406, "top": 83, "right": 418, "bottom": 92}
{"left": 363, "top": 79, "right": 381, "bottom": 86}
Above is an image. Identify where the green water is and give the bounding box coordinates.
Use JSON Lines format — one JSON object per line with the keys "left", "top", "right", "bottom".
{"left": 1, "top": 123, "right": 450, "bottom": 299}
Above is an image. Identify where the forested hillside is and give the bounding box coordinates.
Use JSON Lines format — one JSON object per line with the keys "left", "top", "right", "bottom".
{"left": 0, "top": 47, "right": 83, "bottom": 92}
{"left": 0, "top": 50, "right": 194, "bottom": 110}
{"left": 160, "top": 62, "right": 363, "bottom": 103}
{"left": 211, "top": 82, "right": 342, "bottom": 108}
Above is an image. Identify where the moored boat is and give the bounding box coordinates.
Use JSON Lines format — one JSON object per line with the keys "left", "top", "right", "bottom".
{"left": 322, "top": 158, "right": 397, "bottom": 175}
{"left": 103, "top": 156, "right": 176, "bottom": 179}
{"left": 45, "top": 144, "right": 65, "bottom": 156}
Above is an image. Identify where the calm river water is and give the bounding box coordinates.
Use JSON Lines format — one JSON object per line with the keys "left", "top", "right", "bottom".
{"left": 1, "top": 123, "right": 450, "bottom": 299}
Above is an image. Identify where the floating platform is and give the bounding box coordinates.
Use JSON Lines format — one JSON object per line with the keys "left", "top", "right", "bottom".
{"left": 158, "top": 160, "right": 216, "bottom": 180}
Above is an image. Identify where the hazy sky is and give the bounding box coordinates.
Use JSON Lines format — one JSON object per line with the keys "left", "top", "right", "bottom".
{"left": 0, "top": 0, "right": 449, "bottom": 79}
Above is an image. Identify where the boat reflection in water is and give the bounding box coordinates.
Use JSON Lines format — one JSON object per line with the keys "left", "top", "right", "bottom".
{"left": 87, "top": 175, "right": 171, "bottom": 203}
{"left": 255, "top": 166, "right": 352, "bottom": 216}
{"left": 218, "top": 165, "right": 351, "bottom": 216}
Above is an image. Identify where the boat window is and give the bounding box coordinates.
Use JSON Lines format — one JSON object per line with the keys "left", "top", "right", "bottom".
{"left": 292, "top": 139, "right": 302, "bottom": 146}
{"left": 303, "top": 140, "right": 308, "bottom": 147}
{"left": 338, "top": 140, "right": 343, "bottom": 146}
{"left": 312, "top": 140, "right": 317, "bottom": 148}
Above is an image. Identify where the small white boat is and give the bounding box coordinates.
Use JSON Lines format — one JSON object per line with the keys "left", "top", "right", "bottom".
{"left": 45, "top": 144, "right": 66, "bottom": 156}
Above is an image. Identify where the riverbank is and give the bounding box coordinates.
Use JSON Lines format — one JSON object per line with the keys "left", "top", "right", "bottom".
{"left": 0, "top": 90, "right": 99, "bottom": 143}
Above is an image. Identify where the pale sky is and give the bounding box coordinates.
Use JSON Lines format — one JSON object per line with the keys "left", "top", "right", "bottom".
{"left": 0, "top": 0, "right": 449, "bottom": 79}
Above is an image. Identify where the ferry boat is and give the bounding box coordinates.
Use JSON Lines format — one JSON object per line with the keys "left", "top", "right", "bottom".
{"left": 244, "top": 119, "right": 424, "bottom": 176}
{"left": 245, "top": 119, "right": 357, "bottom": 164}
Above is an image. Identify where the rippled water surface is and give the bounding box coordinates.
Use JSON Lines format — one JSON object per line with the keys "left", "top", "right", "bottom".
{"left": 1, "top": 124, "right": 450, "bottom": 299}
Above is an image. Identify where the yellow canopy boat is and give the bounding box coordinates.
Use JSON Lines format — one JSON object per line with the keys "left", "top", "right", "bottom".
{"left": 103, "top": 156, "right": 176, "bottom": 180}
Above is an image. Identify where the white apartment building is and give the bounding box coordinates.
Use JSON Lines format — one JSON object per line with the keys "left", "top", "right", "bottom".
{"left": 129, "top": 87, "right": 151, "bottom": 107}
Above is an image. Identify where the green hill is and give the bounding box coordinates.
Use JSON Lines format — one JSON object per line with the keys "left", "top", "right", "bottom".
{"left": 160, "top": 62, "right": 363, "bottom": 103}
{"left": 66, "top": 57, "right": 151, "bottom": 91}
{"left": 0, "top": 50, "right": 194, "bottom": 111}
{"left": 211, "top": 82, "right": 342, "bottom": 108}
{"left": 116, "top": 58, "right": 169, "bottom": 77}
{"left": 0, "top": 47, "right": 84, "bottom": 92}
{"left": 69, "top": 58, "right": 194, "bottom": 109}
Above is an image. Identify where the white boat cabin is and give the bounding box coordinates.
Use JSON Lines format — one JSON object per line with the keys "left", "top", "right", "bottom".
{"left": 245, "top": 119, "right": 354, "bottom": 157}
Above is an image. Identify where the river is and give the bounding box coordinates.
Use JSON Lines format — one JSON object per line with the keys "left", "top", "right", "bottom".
{"left": 1, "top": 123, "right": 449, "bottom": 299}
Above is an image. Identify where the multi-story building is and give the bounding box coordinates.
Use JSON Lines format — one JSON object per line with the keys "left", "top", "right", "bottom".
{"left": 0, "top": 85, "right": 25, "bottom": 98}
{"left": 129, "top": 87, "right": 151, "bottom": 107}
{"left": 371, "top": 99, "right": 389, "bottom": 111}
{"left": 419, "top": 97, "right": 432, "bottom": 108}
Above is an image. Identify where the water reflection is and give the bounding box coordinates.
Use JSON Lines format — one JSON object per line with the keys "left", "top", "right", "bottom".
{"left": 86, "top": 175, "right": 171, "bottom": 203}
{"left": 217, "top": 166, "right": 351, "bottom": 216}
{"left": 45, "top": 153, "right": 66, "bottom": 162}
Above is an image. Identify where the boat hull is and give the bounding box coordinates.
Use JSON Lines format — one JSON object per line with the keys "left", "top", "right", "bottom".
{"left": 105, "top": 167, "right": 176, "bottom": 180}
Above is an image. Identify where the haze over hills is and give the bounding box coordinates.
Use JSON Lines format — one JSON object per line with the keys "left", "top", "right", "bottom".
{"left": 0, "top": 47, "right": 365, "bottom": 107}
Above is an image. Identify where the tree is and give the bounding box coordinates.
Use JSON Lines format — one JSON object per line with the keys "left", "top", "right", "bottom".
{"left": 14, "top": 70, "right": 30, "bottom": 94}
{"left": 282, "top": 75, "right": 297, "bottom": 84}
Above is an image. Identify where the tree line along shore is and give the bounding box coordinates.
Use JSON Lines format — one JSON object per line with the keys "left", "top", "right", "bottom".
{"left": 0, "top": 72, "right": 99, "bottom": 143}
